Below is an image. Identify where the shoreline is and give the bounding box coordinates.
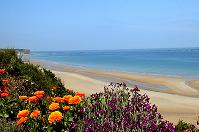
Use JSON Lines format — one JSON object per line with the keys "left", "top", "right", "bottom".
{"left": 31, "top": 59, "right": 199, "bottom": 97}
{"left": 30, "top": 59, "right": 194, "bottom": 79}
{"left": 30, "top": 59, "right": 199, "bottom": 125}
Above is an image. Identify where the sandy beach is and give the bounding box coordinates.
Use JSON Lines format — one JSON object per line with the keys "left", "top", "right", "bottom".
{"left": 31, "top": 60, "right": 199, "bottom": 125}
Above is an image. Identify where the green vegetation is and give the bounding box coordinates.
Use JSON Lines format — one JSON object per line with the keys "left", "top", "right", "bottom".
{"left": 175, "top": 120, "right": 199, "bottom": 132}
{"left": 0, "top": 49, "right": 75, "bottom": 131}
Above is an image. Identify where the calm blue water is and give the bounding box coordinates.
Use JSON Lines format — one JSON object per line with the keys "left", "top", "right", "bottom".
{"left": 30, "top": 48, "right": 199, "bottom": 78}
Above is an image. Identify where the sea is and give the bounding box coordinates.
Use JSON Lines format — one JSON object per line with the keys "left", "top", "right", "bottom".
{"left": 30, "top": 48, "right": 199, "bottom": 79}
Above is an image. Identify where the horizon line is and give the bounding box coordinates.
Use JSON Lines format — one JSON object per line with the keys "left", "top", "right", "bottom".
{"left": 30, "top": 46, "right": 199, "bottom": 52}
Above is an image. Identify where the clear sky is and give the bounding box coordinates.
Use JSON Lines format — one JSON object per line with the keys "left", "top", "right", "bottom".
{"left": 0, "top": 0, "right": 199, "bottom": 51}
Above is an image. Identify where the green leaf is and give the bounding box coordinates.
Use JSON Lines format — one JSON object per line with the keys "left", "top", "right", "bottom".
{"left": 68, "top": 116, "right": 74, "bottom": 122}
{"left": 47, "top": 126, "right": 53, "bottom": 132}
{"left": 0, "top": 112, "right": 9, "bottom": 118}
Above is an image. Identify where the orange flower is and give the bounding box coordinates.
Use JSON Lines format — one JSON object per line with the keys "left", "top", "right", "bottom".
{"left": 68, "top": 96, "right": 81, "bottom": 104}
{"left": 75, "top": 92, "right": 85, "bottom": 97}
{"left": 52, "top": 85, "right": 57, "bottom": 91}
{"left": 28, "top": 96, "right": 39, "bottom": 102}
{"left": 63, "top": 95, "right": 72, "bottom": 102}
{"left": 0, "top": 93, "right": 9, "bottom": 97}
{"left": 49, "top": 102, "right": 60, "bottom": 111}
{"left": 17, "top": 117, "right": 28, "bottom": 125}
{"left": 34, "top": 91, "right": 45, "bottom": 95}
{"left": 0, "top": 84, "right": 10, "bottom": 97}
{"left": 0, "top": 85, "right": 8, "bottom": 93}
{"left": 30, "top": 110, "right": 40, "bottom": 119}
{"left": 0, "top": 69, "right": 7, "bottom": 73}
{"left": 47, "top": 96, "right": 51, "bottom": 102}
{"left": 36, "top": 94, "right": 43, "bottom": 98}
{"left": 53, "top": 97, "right": 64, "bottom": 103}
{"left": 17, "top": 110, "right": 29, "bottom": 118}
{"left": 184, "top": 130, "right": 189, "bottom": 132}
{"left": 34, "top": 91, "right": 45, "bottom": 98}
{"left": 19, "top": 96, "right": 28, "bottom": 100}
{"left": 2, "top": 79, "right": 9, "bottom": 83}
{"left": 63, "top": 106, "right": 70, "bottom": 111}
{"left": 48, "top": 111, "right": 63, "bottom": 124}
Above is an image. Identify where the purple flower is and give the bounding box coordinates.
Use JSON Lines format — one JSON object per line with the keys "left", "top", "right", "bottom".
{"left": 69, "top": 82, "right": 175, "bottom": 131}
{"left": 132, "top": 85, "right": 140, "bottom": 92}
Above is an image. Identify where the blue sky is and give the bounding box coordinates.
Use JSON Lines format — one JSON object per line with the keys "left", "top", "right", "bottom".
{"left": 0, "top": 0, "right": 199, "bottom": 51}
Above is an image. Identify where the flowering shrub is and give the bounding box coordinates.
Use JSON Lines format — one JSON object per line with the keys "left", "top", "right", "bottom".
{"left": 0, "top": 49, "right": 76, "bottom": 131}
{"left": 0, "top": 70, "right": 15, "bottom": 119}
{"left": 70, "top": 83, "right": 176, "bottom": 131}
{"left": 14, "top": 89, "right": 84, "bottom": 131}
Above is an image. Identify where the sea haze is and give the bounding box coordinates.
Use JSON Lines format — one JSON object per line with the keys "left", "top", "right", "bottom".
{"left": 30, "top": 48, "right": 199, "bottom": 78}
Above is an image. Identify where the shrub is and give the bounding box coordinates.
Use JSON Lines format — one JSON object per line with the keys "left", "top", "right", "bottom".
{"left": 14, "top": 89, "right": 85, "bottom": 132}
{"left": 0, "top": 49, "right": 73, "bottom": 97}
{"left": 0, "top": 118, "right": 16, "bottom": 132}
{"left": 70, "top": 83, "right": 176, "bottom": 132}
{"left": 0, "top": 49, "right": 19, "bottom": 68}
{"left": 175, "top": 120, "right": 199, "bottom": 132}
{"left": 0, "top": 49, "right": 76, "bottom": 131}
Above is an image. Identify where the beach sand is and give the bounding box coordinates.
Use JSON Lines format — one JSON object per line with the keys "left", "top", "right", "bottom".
{"left": 31, "top": 60, "right": 199, "bottom": 125}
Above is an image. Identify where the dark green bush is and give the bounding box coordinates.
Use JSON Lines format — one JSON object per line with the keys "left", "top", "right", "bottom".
{"left": 0, "top": 118, "right": 16, "bottom": 132}
{"left": 0, "top": 49, "right": 74, "bottom": 96}
{"left": 175, "top": 120, "right": 199, "bottom": 132}
{"left": 0, "top": 48, "right": 20, "bottom": 68}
